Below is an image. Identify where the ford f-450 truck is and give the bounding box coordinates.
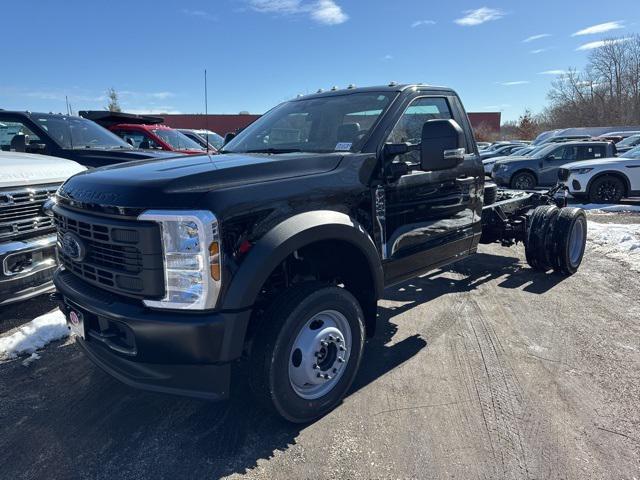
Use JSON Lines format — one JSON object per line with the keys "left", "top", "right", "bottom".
{"left": 52, "top": 84, "right": 587, "bottom": 422}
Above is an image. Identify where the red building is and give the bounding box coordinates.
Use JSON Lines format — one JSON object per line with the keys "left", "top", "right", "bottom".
{"left": 161, "top": 112, "right": 501, "bottom": 136}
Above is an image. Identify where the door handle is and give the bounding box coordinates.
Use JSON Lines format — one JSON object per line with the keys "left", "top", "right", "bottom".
{"left": 455, "top": 176, "right": 475, "bottom": 185}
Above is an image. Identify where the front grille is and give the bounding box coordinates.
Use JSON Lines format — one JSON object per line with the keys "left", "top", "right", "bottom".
{"left": 54, "top": 206, "right": 164, "bottom": 299}
{"left": 0, "top": 185, "right": 58, "bottom": 240}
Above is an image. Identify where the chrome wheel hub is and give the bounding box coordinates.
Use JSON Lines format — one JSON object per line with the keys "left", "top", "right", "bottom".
{"left": 288, "top": 310, "right": 351, "bottom": 400}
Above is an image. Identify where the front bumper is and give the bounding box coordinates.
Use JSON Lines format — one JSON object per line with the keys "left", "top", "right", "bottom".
{"left": 0, "top": 234, "right": 57, "bottom": 305}
{"left": 53, "top": 268, "right": 252, "bottom": 400}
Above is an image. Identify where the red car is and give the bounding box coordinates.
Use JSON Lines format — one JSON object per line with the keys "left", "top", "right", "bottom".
{"left": 109, "top": 124, "right": 206, "bottom": 155}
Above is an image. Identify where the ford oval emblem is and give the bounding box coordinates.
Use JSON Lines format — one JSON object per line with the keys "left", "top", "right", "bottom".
{"left": 61, "top": 232, "right": 86, "bottom": 262}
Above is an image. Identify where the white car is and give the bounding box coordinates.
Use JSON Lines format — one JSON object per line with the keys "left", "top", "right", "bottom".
{"left": 561, "top": 146, "right": 640, "bottom": 203}
{"left": 0, "top": 151, "right": 85, "bottom": 305}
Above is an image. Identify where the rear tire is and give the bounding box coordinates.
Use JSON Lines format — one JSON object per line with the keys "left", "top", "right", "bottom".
{"left": 525, "top": 205, "right": 559, "bottom": 271}
{"left": 550, "top": 207, "right": 587, "bottom": 275}
{"left": 483, "top": 182, "right": 498, "bottom": 206}
{"left": 588, "top": 175, "right": 625, "bottom": 203}
{"left": 511, "top": 171, "right": 536, "bottom": 190}
{"left": 249, "top": 282, "right": 365, "bottom": 423}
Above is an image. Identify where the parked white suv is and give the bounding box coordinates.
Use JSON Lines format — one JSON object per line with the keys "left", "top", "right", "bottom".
{"left": 0, "top": 151, "right": 85, "bottom": 305}
{"left": 560, "top": 146, "right": 640, "bottom": 203}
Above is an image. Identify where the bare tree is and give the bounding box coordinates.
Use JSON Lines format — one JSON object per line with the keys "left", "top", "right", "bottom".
{"left": 544, "top": 35, "right": 640, "bottom": 128}
{"left": 106, "top": 88, "right": 122, "bottom": 112}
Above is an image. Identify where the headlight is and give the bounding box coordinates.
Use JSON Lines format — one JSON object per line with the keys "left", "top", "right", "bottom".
{"left": 138, "top": 210, "right": 221, "bottom": 310}
{"left": 569, "top": 168, "right": 593, "bottom": 175}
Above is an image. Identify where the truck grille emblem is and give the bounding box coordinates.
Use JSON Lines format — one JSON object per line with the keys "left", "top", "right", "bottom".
{"left": 61, "top": 232, "right": 86, "bottom": 262}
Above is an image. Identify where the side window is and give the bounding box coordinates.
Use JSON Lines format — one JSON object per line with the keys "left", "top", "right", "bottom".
{"left": 0, "top": 120, "right": 41, "bottom": 151}
{"left": 113, "top": 130, "right": 161, "bottom": 149}
{"left": 579, "top": 145, "right": 605, "bottom": 159}
{"left": 550, "top": 146, "right": 577, "bottom": 162}
{"left": 387, "top": 97, "right": 453, "bottom": 164}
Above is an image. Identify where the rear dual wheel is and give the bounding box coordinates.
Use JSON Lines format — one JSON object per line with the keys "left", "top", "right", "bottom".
{"left": 525, "top": 206, "right": 587, "bottom": 275}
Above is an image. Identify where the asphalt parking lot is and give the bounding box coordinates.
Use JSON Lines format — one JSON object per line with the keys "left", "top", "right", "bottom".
{"left": 1, "top": 222, "right": 640, "bottom": 479}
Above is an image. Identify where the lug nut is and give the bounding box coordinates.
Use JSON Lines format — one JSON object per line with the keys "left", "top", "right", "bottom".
{"left": 314, "top": 352, "right": 321, "bottom": 358}
{"left": 338, "top": 357, "right": 345, "bottom": 363}
{"left": 339, "top": 345, "right": 346, "bottom": 351}
{"left": 333, "top": 368, "right": 337, "bottom": 373}
{"left": 313, "top": 364, "right": 319, "bottom": 369}
{"left": 328, "top": 335, "right": 335, "bottom": 341}
{"left": 317, "top": 373, "right": 322, "bottom": 378}
{"left": 325, "top": 374, "right": 332, "bottom": 380}
{"left": 335, "top": 338, "right": 342, "bottom": 343}
{"left": 321, "top": 341, "right": 328, "bottom": 347}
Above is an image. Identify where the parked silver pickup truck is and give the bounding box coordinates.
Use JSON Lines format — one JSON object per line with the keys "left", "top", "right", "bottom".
{"left": 0, "top": 151, "right": 85, "bottom": 305}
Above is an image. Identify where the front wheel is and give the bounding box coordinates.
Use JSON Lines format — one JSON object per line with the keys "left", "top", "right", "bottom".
{"left": 511, "top": 171, "right": 537, "bottom": 190}
{"left": 588, "top": 175, "right": 625, "bottom": 203}
{"left": 249, "top": 283, "right": 365, "bottom": 423}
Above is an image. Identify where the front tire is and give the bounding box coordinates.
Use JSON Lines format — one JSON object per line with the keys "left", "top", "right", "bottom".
{"left": 511, "top": 171, "right": 537, "bottom": 190}
{"left": 249, "top": 283, "right": 365, "bottom": 423}
{"left": 588, "top": 175, "right": 625, "bottom": 203}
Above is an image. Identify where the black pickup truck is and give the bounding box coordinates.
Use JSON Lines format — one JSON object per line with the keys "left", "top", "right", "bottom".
{"left": 51, "top": 84, "right": 587, "bottom": 422}
{"left": 0, "top": 111, "right": 174, "bottom": 168}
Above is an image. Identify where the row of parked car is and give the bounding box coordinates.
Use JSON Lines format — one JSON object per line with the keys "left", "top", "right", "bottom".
{"left": 479, "top": 132, "right": 640, "bottom": 204}
{"left": 0, "top": 110, "right": 224, "bottom": 168}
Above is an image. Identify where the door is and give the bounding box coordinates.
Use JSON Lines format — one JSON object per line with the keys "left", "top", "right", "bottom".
{"left": 540, "top": 145, "right": 578, "bottom": 185}
{"left": 381, "top": 95, "right": 480, "bottom": 284}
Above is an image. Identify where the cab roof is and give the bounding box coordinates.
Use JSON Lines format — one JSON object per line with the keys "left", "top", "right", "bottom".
{"left": 293, "top": 83, "right": 456, "bottom": 101}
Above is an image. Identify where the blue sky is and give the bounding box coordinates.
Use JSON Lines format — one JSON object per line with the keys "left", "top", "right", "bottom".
{"left": 1, "top": 0, "right": 638, "bottom": 121}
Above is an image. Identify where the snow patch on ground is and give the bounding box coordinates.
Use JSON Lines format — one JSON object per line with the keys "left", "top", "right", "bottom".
{"left": 0, "top": 309, "right": 69, "bottom": 361}
{"left": 588, "top": 221, "right": 640, "bottom": 271}
{"left": 581, "top": 203, "right": 640, "bottom": 213}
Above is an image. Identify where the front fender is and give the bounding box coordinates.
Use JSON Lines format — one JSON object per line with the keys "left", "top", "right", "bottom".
{"left": 221, "top": 210, "right": 384, "bottom": 311}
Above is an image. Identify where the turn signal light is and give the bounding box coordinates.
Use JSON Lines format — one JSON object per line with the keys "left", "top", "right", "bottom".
{"left": 209, "top": 242, "right": 221, "bottom": 280}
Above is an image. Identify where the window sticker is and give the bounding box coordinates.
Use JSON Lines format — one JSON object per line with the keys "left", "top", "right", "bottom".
{"left": 335, "top": 142, "right": 352, "bottom": 151}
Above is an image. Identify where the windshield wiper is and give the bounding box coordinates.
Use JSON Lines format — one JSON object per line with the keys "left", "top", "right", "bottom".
{"left": 244, "top": 148, "right": 302, "bottom": 154}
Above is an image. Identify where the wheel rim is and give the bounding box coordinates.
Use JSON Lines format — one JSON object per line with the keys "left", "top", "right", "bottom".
{"left": 568, "top": 218, "right": 585, "bottom": 266}
{"left": 596, "top": 181, "right": 620, "bottom": 202}
{"left": 288, "top": 309, "right": 352, "bottom": 400}
{"left": 514, "top": 175, "right": 533, "bottom": 190}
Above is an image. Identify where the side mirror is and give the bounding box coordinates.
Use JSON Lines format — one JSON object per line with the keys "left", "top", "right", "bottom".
{"left": 223, "top": 132, "right": 236, "bottom": 145}
{"left": 420, "top": 119, "right": 465, "bottom": 171}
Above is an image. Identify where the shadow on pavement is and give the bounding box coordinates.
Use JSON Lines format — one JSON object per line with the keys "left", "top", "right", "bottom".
{"left": 0, "top": 250, "right": 568, "bottom": 479}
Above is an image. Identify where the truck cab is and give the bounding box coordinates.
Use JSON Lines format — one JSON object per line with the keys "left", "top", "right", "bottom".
{"left": 52, "top": 84, "right": 585, "bottom": 422}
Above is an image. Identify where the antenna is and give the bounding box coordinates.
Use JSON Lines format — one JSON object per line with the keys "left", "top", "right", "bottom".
{"left": 204, "top": 69, "right": 210, "bottom": 154}
{"left": 65, "top": 96, "right": 70, "bottom": 115}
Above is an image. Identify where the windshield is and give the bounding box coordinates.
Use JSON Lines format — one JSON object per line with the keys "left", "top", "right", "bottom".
{"left": 196, "top": 131, "right": 224, "bottom": 150}
{"left": 530, "top": 144, "right": 558, "bottom": 158}
{"left": 222, "top": 92, "right": 395, "bottom": 154}
{"left": 32, "top": 116, "right": 132, "bottom": 150}
{"left": 153, "top": 129, "right": 205, "bottom": 151}
{"left": 617, "top": 135, "right": 640, "bottom": 147}
{"left": 621, "top": 146, "right": 640, "bottom": 159}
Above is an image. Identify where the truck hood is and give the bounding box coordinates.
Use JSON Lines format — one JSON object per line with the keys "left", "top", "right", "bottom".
{"left": 58, "top": 152, "right": 343, "bottom": 209}
{"left": 69, "top": 148, "right": 175, "bottom": 164}
{"left": 561, "top": 157, "right": 628, "bottom": 169}
{"left": 0, "top": 151, "right": 85, "bottom": 188}
{"left": 494, "top": 155, "right": 535, "bottom": 165}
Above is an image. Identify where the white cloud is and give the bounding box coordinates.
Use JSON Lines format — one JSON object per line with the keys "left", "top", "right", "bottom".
{"left": 454, "top": 7, "right": 505, "bottom": 26}
{"left": 572, "top": 21, "right": 624, "bottom": 36}
{"left": 126, "top": 108, "right": 183, "bottom": 115}
{"left": 382, "top": 54, "right": 393, "bottom": 61}
{"left": 499, "top": 81, "right": 530, "bottom": 86}
{"left": 249, "top": 0, "right": 348, "bottom": 25}
{"left": 530, "top": 48, "right": 550, "bottom": 54}
{"left": 538, "top": 70, "right": 567, "bottom": 75}
{"left": 181, "top": 9, "right": 217, "bottom": 21}
{"left": 523, "top": 33, "right": 551, "bottom": 43}
{"left": 576, "top": 37, "right": 631, "bottom": 51}
{"left": 311, "top": 0, "right": 348, "bottom": 25}
{"left": 411, "top": 20, "right": 436, "bottom": 28}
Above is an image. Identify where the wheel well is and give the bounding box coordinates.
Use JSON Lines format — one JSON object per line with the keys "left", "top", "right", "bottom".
{"left": 587, "top": 171, "right": 630, "bottom": 196}
{"left": 244, "top": 239, "right": 378, "bottom": 350}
